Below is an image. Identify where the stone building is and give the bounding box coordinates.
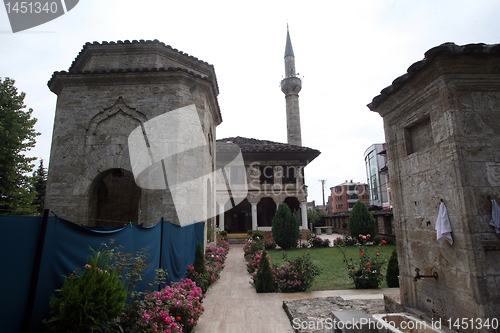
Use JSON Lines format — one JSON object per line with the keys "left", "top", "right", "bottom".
{"left": 368, "top": 43, "right": 500, "bottom": 326}
{"left": 45, "top": 40, "right": 221, "bottom": 227}
{"left": 364, "top": 143, "right": 392, "bottom": 209}
{"left": 328, "top": 180, "right": 370, "bottom": 213}
{"left": 216, "top": 137, "right": 319, "bottom": 236}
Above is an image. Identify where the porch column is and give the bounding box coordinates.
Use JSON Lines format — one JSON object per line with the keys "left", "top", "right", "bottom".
{"left": 218, "top": 203, "right": 225, "bottom": 231}
{"left": 251, "top": 202, "right": 257, "bottom": 230}
{"left": 300, "top": 201, "right": 308, "bottom": 230}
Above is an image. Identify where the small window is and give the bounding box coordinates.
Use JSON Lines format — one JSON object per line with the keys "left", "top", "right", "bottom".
{"left": 282, "top": 165, "right": 297, "bottom": 184}
{"left": 259, "top": 165, "right": 274, "bottom": 184}
{"left": 230, "top": 166, "right": 246, "bottom": 184}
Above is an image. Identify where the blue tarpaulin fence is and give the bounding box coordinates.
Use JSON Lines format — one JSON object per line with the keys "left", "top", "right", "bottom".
{"left": 0, "top": 213, "right": 204, "bottom": 333}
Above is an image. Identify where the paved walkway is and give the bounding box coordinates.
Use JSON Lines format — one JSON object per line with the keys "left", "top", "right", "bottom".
{"left": 194, "top": 243, "right": 399, "bottom": 333}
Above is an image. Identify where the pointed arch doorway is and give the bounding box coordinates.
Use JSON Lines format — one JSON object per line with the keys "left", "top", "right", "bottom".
{"left": 89, "top": 168, "right": 141, "bottom": 227}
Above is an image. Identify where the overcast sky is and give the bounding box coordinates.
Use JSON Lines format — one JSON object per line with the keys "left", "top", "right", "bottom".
{"left": 1, "top": 0, "right": 499, "bottom": 205}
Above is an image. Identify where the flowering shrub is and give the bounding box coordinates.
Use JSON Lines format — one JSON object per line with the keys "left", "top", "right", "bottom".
{"left": 272, "top": 252, "right": 321, "bottom": 292}
{"left": 333, "top": 235, "right": 356, "bottom": 247}
{"left": 44, "top": 247, "right": 127, "bottom": 332}
{"left": 247, "top": 250, "right": 268, "bottom": 274}
{"left": 218, "top": 239, "right": 230, "bottom": 252}
{"left": 244, "top": 239, "right": 321, "bottom": 293}
{"left": 340, "top": 234, "right": 387, "bottom": 289}
{"left": 140, "top": 278, "right": 204, "bottom": 333}
{"left": 243, "top": 239, "right": 264, "bottom": 260}
{"left": 308, "top": 235, "right": 331, "bottom": 248}
{"left": 186, "top": 241, "right": 230, "bottom": 293}
{"left": 205, "top": 244, "right": 228, "bottom": 282}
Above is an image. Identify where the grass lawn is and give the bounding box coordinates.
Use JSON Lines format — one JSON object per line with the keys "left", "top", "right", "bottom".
{"left": 267, "top": 244, "right": 397, "bottom": 291}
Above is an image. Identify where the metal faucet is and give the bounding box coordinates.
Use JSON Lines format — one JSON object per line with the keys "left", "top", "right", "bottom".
{"left": 414, "top": 268, "right": 438, "bottom": 281}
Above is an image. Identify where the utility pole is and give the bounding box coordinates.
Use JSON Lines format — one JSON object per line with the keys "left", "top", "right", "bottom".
{"left": 319, "top": 179, "right": 326, "bottom": 209}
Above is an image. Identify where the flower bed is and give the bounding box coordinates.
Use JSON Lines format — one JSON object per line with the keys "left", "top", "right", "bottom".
{"left": 340, "top": 234, "right": 387, "bottom": 289}
{"left": 244, "top": 240, "right": 321, "bottom": 293}
{"left": 44, "top": 241, "right": 230, "bottom": 333}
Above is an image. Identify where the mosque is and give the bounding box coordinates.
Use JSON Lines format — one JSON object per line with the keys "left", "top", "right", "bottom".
{"left": 216, "top": 28, "right": 320, "bottom": 238}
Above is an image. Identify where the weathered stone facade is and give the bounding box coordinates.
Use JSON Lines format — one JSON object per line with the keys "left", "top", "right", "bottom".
{"left": 369, "top": 43, "right": 500, "bottom": 326}
{"left": 45, "top": 40, "right": 221, "bottom": 227}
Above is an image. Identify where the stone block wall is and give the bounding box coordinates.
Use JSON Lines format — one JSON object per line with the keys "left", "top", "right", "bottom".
{"left": 369, "top": 43, "right": 500, "bottom": 326}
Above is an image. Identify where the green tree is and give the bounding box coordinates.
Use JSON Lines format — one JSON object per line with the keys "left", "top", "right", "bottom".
{"left": 31, "top": 159, "right": 47, "bottom": 215}
{"left": 0, "top": 77, "right": 39, "bottom": 215}
{"left": 348, "top": 200, "right": 376, "bottom": 241}
{"left": 253, "top": 250, "right": 276, "bottom": 293}
{"left": 194, "top": 242, "right": 207, "bottom": 275}
{"left": 386, "top": 249, "right": 400, "bottom": 288}
{"left": 307, "top": 207, "right": 326, "bottom": 228}
{"left": 272, "top": 203, "right": 300, "bottom": 250}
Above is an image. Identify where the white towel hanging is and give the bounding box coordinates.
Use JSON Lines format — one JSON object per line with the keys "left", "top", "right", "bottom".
{"left": 435, "top": 201, "right": 453, "bottom": 245}
{"left": 490, "top": 199, "right": 500, "bottom": 235}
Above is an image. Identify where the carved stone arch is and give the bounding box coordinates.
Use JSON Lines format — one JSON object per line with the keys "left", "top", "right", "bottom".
{"left": 84, "top": 97, "right": 147, "bottom": 173}
{"left": 87, "top": 97, "right": 147, "bottom": 135}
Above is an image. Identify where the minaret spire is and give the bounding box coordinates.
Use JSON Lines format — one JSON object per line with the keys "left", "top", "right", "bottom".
{"left": 281, "top": 25, "right": 302, "bottom": 146}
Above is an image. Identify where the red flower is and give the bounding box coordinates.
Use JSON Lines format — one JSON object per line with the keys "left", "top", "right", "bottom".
{"left": 376, "top": 253, "right": 380, "bottom": 256}
{"left": 362, "top": 235, "right": 367, "bottom": 240}
{"left": 366, "top": 234, "right": 371, "bottom": 239}
{"left": 359, "top": 251, "right": 364, "bottom": 257}
{"left": 366, "top": 262, "right": 371, "bottom": 266}
{"left": 176, "top": 315, "right": 182, "bottom": 322}
{"left": 188, "top": 265, "right": 195, "bottom": 271}
{"left": 381, "top": 239, "right": 387, "bottom": 245}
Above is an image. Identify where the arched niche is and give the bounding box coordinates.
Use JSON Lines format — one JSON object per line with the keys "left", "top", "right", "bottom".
{"left": 89, "top": 168, "right": 141, "bottom": 227}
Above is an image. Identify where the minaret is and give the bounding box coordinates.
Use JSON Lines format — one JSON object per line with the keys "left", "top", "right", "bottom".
{"left": 281, "top": 25, "right": 302, "bottom": 146}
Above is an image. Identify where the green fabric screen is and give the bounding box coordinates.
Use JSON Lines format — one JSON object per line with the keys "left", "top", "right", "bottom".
{"left": 0, "top": 214, "right": 204, "bottom": 333}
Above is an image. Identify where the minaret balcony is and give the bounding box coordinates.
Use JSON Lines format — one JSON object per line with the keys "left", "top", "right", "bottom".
{"left": 281, "top": 76, "right": 302, "bottom": 95}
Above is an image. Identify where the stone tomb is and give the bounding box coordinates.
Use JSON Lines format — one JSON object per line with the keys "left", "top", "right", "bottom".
{"left": 45, "top": 40, "right": 221, "bottom": 227}
{"left": 369, "top": 43, "right": 500, "bottom": 327}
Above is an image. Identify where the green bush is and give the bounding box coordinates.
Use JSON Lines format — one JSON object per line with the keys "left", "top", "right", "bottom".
{"left": 44, "top": 247, "right": 127, "bottom": 332}
{"left": 194, "top": 243, "right": 207, "bottom": 275}
{"left": 243, "top": 239, "right": 265, "bottom": 260}
{"left": 308, "top": 235, "right": 331, "bottom": 248}
{"left": 348, "top": 200, "right": 377, "bottom": 242}
{"left": 333, "top": 235, "right": 356, "bottom": 247}
{"left": 386, "top": 249, "right": 400, "bottom": 287}
{"left": 252, "top": 231, "right": 265, "bottom": 241}
{"left": 219, "top": 230, "right": 228, "bottom": 239}
{"left": 253, "top": 249, "right": 277, "bottom": 293}
{"left": 308, "top": 207, "right": 326, "bottom": 228}
{"left": 265, "top": 241, "right": 277, "bottom": 250}
{"left": 272, "top": 203, "right": 300, "bottom": 250}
